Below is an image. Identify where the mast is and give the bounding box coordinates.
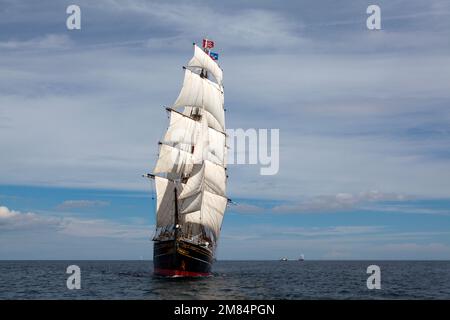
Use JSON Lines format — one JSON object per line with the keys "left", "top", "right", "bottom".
{"left": 174, "top": 186, "right": 179, "bottom": 240}
{"left": 202, "top": 46, "right": 209, "bottom": 79}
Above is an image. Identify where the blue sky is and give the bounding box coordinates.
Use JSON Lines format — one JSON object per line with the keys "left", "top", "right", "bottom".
{"left": 1, "top": 0, "right": 450, "bottom": 259}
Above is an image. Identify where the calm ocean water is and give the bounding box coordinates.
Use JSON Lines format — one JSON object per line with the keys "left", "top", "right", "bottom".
{"left": 0, "top": 261, "right": 449, "bottom": 299}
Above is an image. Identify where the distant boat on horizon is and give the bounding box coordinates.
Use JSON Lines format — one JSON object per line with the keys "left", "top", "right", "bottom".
{"left": 298, "top": 254, "right": 305, "bottom": 261}
{"left": 280, "top": 257, "right": 288, "bottom": 261}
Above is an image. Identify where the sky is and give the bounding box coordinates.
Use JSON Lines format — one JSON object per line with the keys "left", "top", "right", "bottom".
{"left": 1, "top": 0, "right": 450, "bottom": 260}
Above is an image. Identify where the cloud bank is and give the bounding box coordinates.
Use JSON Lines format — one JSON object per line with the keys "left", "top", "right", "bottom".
{"left": 1, "top": 1, "right": 450, "bottom": 200}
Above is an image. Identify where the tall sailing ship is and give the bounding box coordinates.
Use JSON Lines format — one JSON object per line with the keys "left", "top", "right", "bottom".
{"left": 145, "top": 40, "right": 228, "bottom": 277}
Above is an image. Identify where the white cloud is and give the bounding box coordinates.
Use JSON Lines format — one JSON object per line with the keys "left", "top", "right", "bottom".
{"left": 222, "top": 225, "right": 387, "bottom": 241}
{"left": 218, "top": 224, "right": 450, "bottom": 259}
{"left": 231, "top": 190, "right": 410, "bottom": 214}
{"left": 273, "top": 191, "right": 410, "bottom": 213}
{"left": 0, "top": 34, "right": 72, "bottom": 50}
{"left": 0, "top": 0, "right": 450, "bottom": 202}
{"left": 231, "top": 203, "right": 265, "bottom": 214}
{"left": 0, "top": 206, "right": 16, "bottom": 219}
{"left": 0, "top": 205, "right": 151, "bottom": 239}
{"left": 0, "top": 205, "right": 61, "bottom": 231}
{"left": 59, "top": 217, "right": 151, "bottom": 239}
{"left": 0, "top": 204, "right": 154, "bottom": 259}
{"left": 361, "top": 204, "right": 450, "bottom": 216}
{"left": 279, "top": 225, "right": 386, "bottom": 237}
{"left": 93, "top": 0, "right": 307, "bottom": 51}
{"left": 57, "top": 200, "right": 110, "bottom": 210}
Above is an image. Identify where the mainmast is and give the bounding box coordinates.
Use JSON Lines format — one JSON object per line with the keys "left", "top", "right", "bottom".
{"left": 173, "top": 186, "right": 179, "bottom": 240}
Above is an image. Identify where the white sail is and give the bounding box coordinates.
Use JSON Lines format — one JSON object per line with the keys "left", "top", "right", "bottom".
{"left": 180, "top": 161, "right": 226, "bottom": 198}
{"left": 208, "top": 127, "right": 226, "bottom": 166}
{"left": 179, "top": 164, "right": 204, "bottom": 200}
{"left": 201, "top": 191, "right": 227, "bottom": 239}
{"left": 187, "top": 44, "right": 223, "bottom": 85}
{"left": 179, "top": 113, "right": 226, "bottom": 200}
{"left": 162, "top": 110, "right": 199, "bottom": 146}
{"left": 153, "top": 144, "right": 195, "bottom": 176}
{"left": 192, "top": 111, "right": 209, "bottom": 164}
{"left": 175, "top": 106, "right": 226, "bottom": 164}
{"left": 173, "top": 69, "right": 225, "bottom": 130}
{"left": 178, "top": 114, "right": 210, "bottom": 201}
{"left": 155, "top": 176, "right": 176, "bottom": 227}
{"left": 180, "top": 190, "right": 203, "bottom": 214}
{"left": 183, "top": 106, "right": 225, "bottom": 133}
{"left": 182, "top": 191, "right": 227, "bottom": 241}
{"left": 204, "top": 160, "right": 226, "bottom": 196}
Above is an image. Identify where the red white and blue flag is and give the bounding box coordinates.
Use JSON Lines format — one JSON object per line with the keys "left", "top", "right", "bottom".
{"left": 202, "top": 39, "right": 215, "bottom": 49}
{"left": 209, "top": 51, "right": 219, "bottom": 60}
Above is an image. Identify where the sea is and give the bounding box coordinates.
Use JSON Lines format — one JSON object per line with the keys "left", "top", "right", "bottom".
{"left": 0, "top": 261, "right": 449, "bottom": 299}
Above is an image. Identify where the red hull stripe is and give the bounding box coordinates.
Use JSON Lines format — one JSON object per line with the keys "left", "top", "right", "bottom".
{"left": 154, "top": 268, "right": 210, "bottom": 277}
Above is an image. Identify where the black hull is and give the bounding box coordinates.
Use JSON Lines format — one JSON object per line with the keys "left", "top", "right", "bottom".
{"left": 153, "top": 239, "right": 213, "bottom": 277}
